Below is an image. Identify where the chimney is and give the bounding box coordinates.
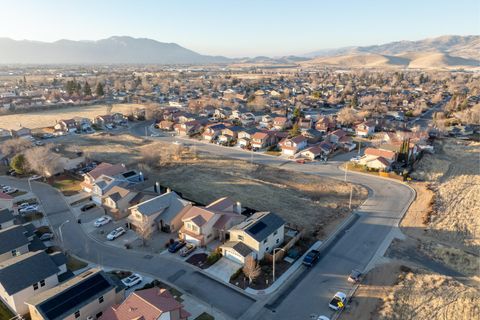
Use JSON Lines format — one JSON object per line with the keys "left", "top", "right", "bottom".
{"left": 235, "top": 201, "right": 242, "bottom": 214}
{"left": 166, "top": 187, "right": 171, "bottom": 193}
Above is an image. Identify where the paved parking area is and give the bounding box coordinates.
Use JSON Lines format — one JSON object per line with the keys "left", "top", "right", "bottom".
{"left": 205, "top": 257, "right": 242, "bottom": 282}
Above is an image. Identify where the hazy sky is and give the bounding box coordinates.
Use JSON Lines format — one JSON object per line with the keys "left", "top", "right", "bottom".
{"left": 0, "top": 0, "right": 478, "bottom": 57}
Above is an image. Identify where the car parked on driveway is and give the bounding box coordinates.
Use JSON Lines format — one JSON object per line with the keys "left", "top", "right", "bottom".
{"left": 80, "top": 203, "right": 97, "bottom": 212}
{"left": 39, "top": 233, "right": 54, "bottom": 241}
{"left": 19, "top": 205, "right": 39, "bottom": 214}
{"left": 328, "top": 292, "right": 347, "bottom": 311}
{"left": 106, "top": 227, "right": 126, "bottom": 241}
{"left": 179, "top": 243, "right": 196, "bottom": 257}
{"left": 168, "top": 240, "right": 186, "bottom": 253}
{"left": 94, "top": 216, "right": 112, "bottom": 227}
{"left": 121, "top": 273, "right": 143, "bottom": 287}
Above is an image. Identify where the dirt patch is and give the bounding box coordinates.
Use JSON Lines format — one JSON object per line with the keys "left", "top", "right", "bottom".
{"left": 342, "top": 262, "right": 403, "bottom": 320}
{"left": 0, "top": 103, "right": 144, "bottom": 130}
{"left": 377, "top": 268, "right": 480, "bottom": 320}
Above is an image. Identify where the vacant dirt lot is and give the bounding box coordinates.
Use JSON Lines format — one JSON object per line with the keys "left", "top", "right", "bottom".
{"left": 55, "top": 134, "right": 367, "bottom": 239}
{"left": 0, "top": 103, "right": 144, "bottom": 130}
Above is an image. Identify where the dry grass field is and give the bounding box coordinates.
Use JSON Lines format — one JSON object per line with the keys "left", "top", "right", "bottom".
{"left": 55, "top": 134, "right": 367, "bottom": 239}
{"left": 0, "top": 103, "right": 144, "bottom": 130}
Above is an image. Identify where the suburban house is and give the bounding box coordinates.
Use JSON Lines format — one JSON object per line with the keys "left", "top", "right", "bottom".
{"left": 94, "top": 115, "right": 115, "bottom": 128}
{"left": 174, "top": 120, "right": 204, "bottom": 136}
{"left": 102, "top": 186, "right": 139, "bottom": 217}
{"left": 237, "top": 128, "right": 260, "bottom": 148}
{"left": 74, "top": 117, "right": 92, "bottom": 132}
{"left": 128, "top": 191, "right": 192, "bottom": 234}
{"left": 221, "top": 211, "right": 285, "bottom": 263}
{"left": 0, "top": 192, "right": 13, "bottom": 211}
{"left": 315, "top": 117, "right": 336, "bottom": 133}
{"left": 272, "top": 117, "right": 291, "bottom": 130}
{"left": 0, "top": 209, "right": 14, "bottom": 230}
{"left": 101, "top": 288, "right": 190, "bottom": 320}
{"left": 279, "top": 135, "right": 308, "bottom": 156}
{"left": 298, "top": 118, "right": 313, "bottom": 130}
{"left": 259, "top": 115, "right": 273, "bottom": 128}
{"left": 301, "top": 128, "right": 323, "bottom": 143}
{"left": 359, "top": 147, "right": 398, "bottom": 171}
{"left": 91, "top": 169, "right": 146, "bottom": 205}
{"left": 0, "top": 225, "right": 32, "bottom": 263}
{"left": 81, "top": 163, "right": 127, "bottom": 193}
{"left": 10, "top": 127, "right": 32, "bottom": 138}
{"left": 299, "top": 145, "right": 323, "bottom": 160}
{"left": 328, "top": 129, "right": 347, "bottom": 145}
{"left": 203, "top": 123, "right": 226, "bottom": 141}
{"left": 54, "top": 119, "right": 77, "bottom": 133}
{"left": 157, "top": 120, "right": 175, "bottom": 131}
{"left": 0, "top": 251, "right": 67, "bottom": 315}
{"left": 179, "top": 197, "right": 245, "bottom": 246}
{"left": 251, "top": 131, "right": 276, "bottom": 149}
{"left": 26, "top": 268, "right": 124, "bottom": 320}
{"left": 355, "top": 120, "right": 376, "bottom": 137}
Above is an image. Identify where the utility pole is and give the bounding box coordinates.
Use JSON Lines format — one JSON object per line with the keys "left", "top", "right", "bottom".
{"left": 349, "top": 185, "right": 353, "bottom": 209}
{"left": 344, "top": 162, "right": 348, "bottom": 182}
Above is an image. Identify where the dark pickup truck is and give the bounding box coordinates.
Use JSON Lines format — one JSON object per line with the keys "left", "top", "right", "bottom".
{"left": 302, "top": 249, "right": 321, "bottom": 266}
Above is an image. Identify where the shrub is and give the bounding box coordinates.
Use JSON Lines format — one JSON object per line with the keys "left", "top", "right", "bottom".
{"left": 230, "top": 268, "right": 243, "bottom": 282}
{"left": 206, "top": 251, "right": 222, "bottom": 265}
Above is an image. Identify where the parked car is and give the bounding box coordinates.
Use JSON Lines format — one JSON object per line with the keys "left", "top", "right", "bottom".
{"left": 94, "top": 216, "right": 113, "bottom": 227}
{"left": 302, "top": 249, "right": 321, "bottom": 267}
{"left": 30, "top": 175, "right": 43, "bottom": 180}
{"left": 18, "top": 202, "right": 32, "bottom": 209}
{"left": 39, "top": 233, "right": 54, "bottom": 241}
{"left": 179, "top": 243, "right": 196, "bottom": 257}
{"left": 328, "top": 292, "right": 347, "bottom": 311}
{"left": 168, "top": 240, "right": 186, "bottom": 253}
{"left": 317, "top": 316, "right": 330, "bottom": 320}
{"left": 80, "top": 203, "right": 97, "bottom": 212}
{"left": 121, "top": 273, "right": 143, "bottom": 287}
{"left": 150, "top": 132, "right": 160, "bottom": 137}
{"left": 350, "top": 156, "right": 361, "bottom": 163}
{"left": 106, "top": 227, "right": 126, "bottom": 240}
{"left": 348, "top": 269, "right": 362, "bottom": 283}
{"left": 5, "top": 187, "right": 18, "bottom": 194}
{"left": 19, "top": 205, "right": 39, "bottom": 213}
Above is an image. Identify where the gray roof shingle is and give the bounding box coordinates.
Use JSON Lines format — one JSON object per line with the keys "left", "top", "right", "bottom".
{"left": 0, "top": 225, "right": 30, "bottom": 255}
{"left": 234, "top": 212, "right": 285, "bottom": 242}
{"left": 0, "top": 209, "right": 14, "bottom": 224}
{"left": 0, "top": 251, "right": 60, "bottom": 295}
{"left": 133, "top": 192, "right": 190, "bottom": 224}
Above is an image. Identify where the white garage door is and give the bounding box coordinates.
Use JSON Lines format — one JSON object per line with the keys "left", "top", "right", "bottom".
{"left": 224, "top": 250, "right": 244, "bottom": 264}
{"left": 184, "top": 234, "right": 201, "bottom": 246}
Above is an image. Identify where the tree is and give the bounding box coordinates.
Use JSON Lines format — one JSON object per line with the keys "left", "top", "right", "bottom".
{"left": 137, "top": 216, "right": 153, "bottom": 246}
{"left": 0, "top": 138, "right": 31, "bottom": 158}
{"left": 289, "top": 123, "right": 301, "bottom": 137}
{"left": 83, "top": 81, "right": 92, "bottom": 96}
{"left": 292, "top": 107, "right": 301, "bottom": 120}
{"left": 24, "top": 145, "right": 62, "bottom": 177}
{"left": 337, "top": 107, "right": 358, "bottom": 126}
{"left": 243, "top": 256, "right": 261, "bottom": 284}
{"left": 96, "top": 82, "right": 105, "bottom": 96}
{"left": 10, "top": 154, "right": 26, "bottom": 174}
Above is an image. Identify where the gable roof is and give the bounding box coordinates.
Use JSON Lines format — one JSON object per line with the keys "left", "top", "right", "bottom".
{"left": 104, "top": 185, "right": 133, "bottom": 202}
{"left": 205, "top": 197, "right": 235, "bottom": 212}
{"left": 233, "top": 212, "right": 285, "bottom": 242}
{"left": 101, "top": 288, "right": 189, "bottom": 320}
{"left": 26, "top": 268, "right": 117, "bottom": 320}
{"left": 0, "top": 224, "right": 30, "bottom": 255}
{"left": 0, "top": 251, "right": 60, "bottom": 295}
{"left": 86, "top": 163, "right": 126, "bottom": 181}
{"left": 182, "top": 206, "right": 216, "bottom": 225}
{"left": 0, "top": 209, "right": 14, "bottom": 224}
{"left": 364, "top": 147, "right": 396, "bottom": 161}
{"left": 222, "top": 241, "right": 253, "bottom": 257}
{"left": 131, "top": 192, "right": 191, "bottom": 223}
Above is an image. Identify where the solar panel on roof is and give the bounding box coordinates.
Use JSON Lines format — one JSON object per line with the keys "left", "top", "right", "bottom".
{"left": 248, "top": 221, "right": 266, "bottom": 235}
{"left": 39, "top": 273, "right": 111, "bottom": 320}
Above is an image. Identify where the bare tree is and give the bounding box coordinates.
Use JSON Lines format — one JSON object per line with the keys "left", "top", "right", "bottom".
{"left": 24, "top": 145, "right": 63, "bottom": 177}
{"left": 136, "top": 216, "right": 154, "bottom": 246}
{"left": 0, "top": 138, "right": 31, "bottom": 158}
{"left": 337, "top": 107, "right": 358, "bottom": 126}
{"left": 243, "top": 255, "right": 261, "bottom": 284}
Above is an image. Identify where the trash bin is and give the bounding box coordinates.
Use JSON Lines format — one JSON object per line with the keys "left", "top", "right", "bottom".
{"left": 77, "top": 219, "right": 81, "bottom": 224}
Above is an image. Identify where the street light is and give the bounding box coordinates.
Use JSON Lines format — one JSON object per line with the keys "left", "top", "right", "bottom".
{"left": 58, "top": 220, "right": 70, "bottom": 245}
{"left": 344, "top": 162, "right": 348, "bottom": 182}
{"left": 272, "top": 248, "right": 285, "bottom": 283}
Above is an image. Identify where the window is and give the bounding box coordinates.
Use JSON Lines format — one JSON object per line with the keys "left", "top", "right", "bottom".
{"left": 237, "top": 235, "right": 244, "bottom": 241}
{"left": 40, "top": 279, "right": 45, "bottom": 287}
{"left": 98, "top": 296, "right": 104, "bottom": 303}
{"left": 273, "top": 230, "right": 278, "bottom": 236}
{"left": 11, "top": 249, "right": 18, "bottom": 256}
{"left": 266, "top": 247, "right": 270, "bottom": 252}
{"left": 263, "top": 239, "right": 268, "bottom": 244}
{"left": 33, "top": 283, "right": 39, "bottom": 290}
{"left": 74, "top": 311, "right": 80, "bottom": 318}
{"left": 276, "top": 239, "right": 280, "bottom": 244}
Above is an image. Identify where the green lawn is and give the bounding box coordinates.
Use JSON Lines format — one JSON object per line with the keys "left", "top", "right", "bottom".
{"left": 52, "top": 177, "right": 82, "bottom": 196}
{"left": 194, "top": 312, "right": 214, "bottom": 320}
{"left": 0, "top": 300, "right": 14, "bottom": 319}
{"left": 66, "top": 255, "right": 88, "bottom": 271}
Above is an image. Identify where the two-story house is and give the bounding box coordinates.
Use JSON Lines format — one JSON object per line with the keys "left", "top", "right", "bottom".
{"left": 279, "top": 135, "right": 308, "bottom": 156}
{"left": 0, "top": 251, "right": 67, "bottom": 315}
{"left": 128, "top": 191, "right": 192, "bottom": 234}
{"left": 179, "top": 197, "right": 245, "bottom": 246}
{"left": 102, "top": 186, "right": 139, "bottom": 218}
{"left": 81, "top": 163, "right": 127, "bottom": 193}
{"left": 174, "top": 120, "right": 203, "bottom": 137}
{"left": 94, "top": 115, "right": 115, "bottom": 128}
{"left": 355, "top": 120, "right": 376, "bottom": 137}
{"left": 251, "top": 131, "right": 277, "bottom": 150}
{"left": 54, "top": 119, "right": 77, "bottom": 133}
{"left": 272, "top": 117, "right": 291, "bottom": 130}
{"left": 221, "top": 211, "right": 285, "bottom": 264}
{"left": 0, "top": 225, "right": 32, "bottom": 263}
{"left": 26, "top": 268, "right": 124, "bottom": 320}
{"left": 101, "top": 288, "right": 190, "bottom": 320}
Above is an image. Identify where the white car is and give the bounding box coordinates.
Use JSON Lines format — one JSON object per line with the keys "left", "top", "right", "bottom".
{"left": 350, "top": 156, "right": 361, "bottom": 163}
{"left": 19, "top": 205, "right": 39, "bottom": 213}
{"left": 328, "top": 292, "right": 347, "bottom": 311}
{"left": 94, "top": 216, "right": 112, "bottom": 227}
{"left": 106, "top": 227, "right": 126, "bottom": 240}
{"left": 150, "top": 132, "right": 160, "bottom": 137}
{"left": 30, "top": 175, "right": 42, "bottom": 180}
{"left": 121, "top": 273, "right": 143, "bottom": 288}
{"left": 18, "top": 202, "right": 31, "bottom": 209}
{"left": 5, "top": 187, "right": 17, "bottom": 194}
{"left": 317, "top": 316, "right": 330, "bottom": 320}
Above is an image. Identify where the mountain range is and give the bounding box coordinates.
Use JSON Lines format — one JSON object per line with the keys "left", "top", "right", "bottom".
{"left": 0, "top": 35, "right": 478, "bottom": 69}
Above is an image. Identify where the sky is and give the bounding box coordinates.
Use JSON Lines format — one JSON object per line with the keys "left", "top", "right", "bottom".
{"left": 0, "top": 0, "right": 479, "bottom": 57}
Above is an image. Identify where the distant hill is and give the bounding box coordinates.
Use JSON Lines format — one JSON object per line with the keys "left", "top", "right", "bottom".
{"left": 0, "top": 36, "right": 230, "bottom": 65}
{"left": 306, "top": 35, "right": 480, "bottom": 60}
{"left": 303, "top": 35, "right": 480, "bottom": 69}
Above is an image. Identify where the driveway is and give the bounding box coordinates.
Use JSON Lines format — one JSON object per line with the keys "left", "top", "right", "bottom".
{"left": 205, "top": 257, "right": 242, "bottom": 282}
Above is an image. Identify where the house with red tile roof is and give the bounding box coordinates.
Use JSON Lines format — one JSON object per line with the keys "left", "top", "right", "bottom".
{"left": 101, "top": 288, "right": 190, "bottom": 320}
{"left": 272, "top": 117, "right": 291, "bottom": 130}
{"left": 359, "top": 147, "right": 397, "bottom": 171}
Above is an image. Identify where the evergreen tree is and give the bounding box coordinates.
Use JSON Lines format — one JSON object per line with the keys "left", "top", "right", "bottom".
{"left": 289, "top": 123, "right": 301, "bottom": 137}
{"left": 95, "top": 82, "right": 105, "bottom": 96}
{"left": 75, "top": 82, "right": 82, "bottom": 95}
{"left": 83, "top": 81, "right": 92, "bottom": 96}
{"left": 11, "top": 154, "right": 26, "bottom": 174}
